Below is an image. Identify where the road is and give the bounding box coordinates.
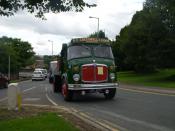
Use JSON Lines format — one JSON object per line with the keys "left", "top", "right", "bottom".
{"left": 0, "top": 80, "right": 175, "bottom": 131}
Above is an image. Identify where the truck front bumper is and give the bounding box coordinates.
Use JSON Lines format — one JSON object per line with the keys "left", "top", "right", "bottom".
{"left": 68, "top": 83, "right": 119, "bottom": 90}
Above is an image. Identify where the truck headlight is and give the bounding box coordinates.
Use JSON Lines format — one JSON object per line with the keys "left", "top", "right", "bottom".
{"left": 110, "top": 73, "right": 115, "bottom": 80}
{"left": 73, "top": 74, "right": 80, "bottom": 81}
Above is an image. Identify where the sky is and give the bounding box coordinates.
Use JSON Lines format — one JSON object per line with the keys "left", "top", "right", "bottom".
{"left": 0, "top": 0, "right": 145, "bottom": 55}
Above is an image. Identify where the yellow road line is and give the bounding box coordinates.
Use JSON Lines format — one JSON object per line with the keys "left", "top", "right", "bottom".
{"left": 79, "top": 112, "right": 120, "bottom": 131}
{"left": 119, "top": 88, "right": 175, "bottom": 97}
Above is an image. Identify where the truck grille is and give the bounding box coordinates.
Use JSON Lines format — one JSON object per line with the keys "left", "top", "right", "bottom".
{"left": 81, "top": 64, "right": 108, "bottom": 83}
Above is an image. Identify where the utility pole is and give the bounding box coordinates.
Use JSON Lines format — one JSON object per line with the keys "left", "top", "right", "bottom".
{"left": 48, "top": 40, "right": 53, "bottom": 56}
{"left": 8, "top": 55, "right": 10, "bottom": 80}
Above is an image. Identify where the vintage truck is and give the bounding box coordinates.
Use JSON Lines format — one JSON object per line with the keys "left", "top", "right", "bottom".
{"left": 54, "top": 38, "right": 118, "bottom": 101}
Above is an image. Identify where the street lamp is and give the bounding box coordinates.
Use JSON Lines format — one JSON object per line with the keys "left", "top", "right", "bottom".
{"left": 89, "top": 16, "right": 99, "bottom": 38}
{"left": 48, "top": 40, "right": 53, "bottom": 56}
{"left": 8, "top": 56, "right": 10, "bottom": 80}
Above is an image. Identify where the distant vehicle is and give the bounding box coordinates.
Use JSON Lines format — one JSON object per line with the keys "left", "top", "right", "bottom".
{"left": 32, "top": 71, "right": 45, "bottom": 81}
{"left": 35, "top": 68, "right": 47, "bottom": 78}
{"left": 49, "top": 61, "right": 58, "bottom": 83}
{"left": 0, "top": 73, "right": 9, "bottom": 88}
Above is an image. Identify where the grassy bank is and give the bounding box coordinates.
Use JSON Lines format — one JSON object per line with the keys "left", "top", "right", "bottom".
{"left": 118, "top": 69, "right": 175, "bottom": 88}
{"left": 0, "top": 112, "right": 79, "bottom": 131}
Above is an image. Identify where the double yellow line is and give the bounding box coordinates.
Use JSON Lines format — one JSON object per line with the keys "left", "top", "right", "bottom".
{"left": 119, "top": 88, "right": 175, "bottom": 97}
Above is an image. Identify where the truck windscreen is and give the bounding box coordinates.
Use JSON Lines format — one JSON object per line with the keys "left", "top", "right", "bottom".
{"left": 67, "top": 45, "right": 114, "bottom": 60}
{"left": 68, "top": 46, "right": 91, "bottom": 60}
{"left": 93, "top": 46, "right": 114, "bottom": 59}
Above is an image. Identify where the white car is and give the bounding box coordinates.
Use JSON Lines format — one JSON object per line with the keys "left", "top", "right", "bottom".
{"left": 32, "top": 71, "right": 45, "bottom": 81}
{"left": 35, "top": 68, "right": 47, "bottom": 78}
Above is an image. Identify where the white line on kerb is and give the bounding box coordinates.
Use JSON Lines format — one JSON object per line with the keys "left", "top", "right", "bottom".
{"left": 45, "top": 87, "right": 58, "bottom": 106}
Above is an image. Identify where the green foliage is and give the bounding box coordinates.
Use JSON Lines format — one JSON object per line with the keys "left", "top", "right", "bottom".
{"left": 144, "top": 0, "right": 175, "bottom": 33}
{"left": 111, "top": 39, "right": 128, "bottom": 70}
{"left": 0, "top": 36, "right": 35, "bottom": 74}
{"left": 113, "top": 0, "right": 175, "bottom": 73}
{"left": 0, "top": 0, "right": 96, "bottom": 19}
{"left": 88, "top": 30, "right": 108, "bottom": 39}
{"left": 10, "top": 39, "right": 35, "bottom": 67}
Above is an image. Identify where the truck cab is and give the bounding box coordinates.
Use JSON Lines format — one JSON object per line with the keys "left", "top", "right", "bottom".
{"left": 57, "top": 38, "right": 118, "bottom": 101}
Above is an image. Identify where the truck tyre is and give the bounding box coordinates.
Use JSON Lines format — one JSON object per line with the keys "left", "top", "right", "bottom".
{"left": 104, "top": 88, "right": 116, "bottom": 99}
{"left": 62, "top": 81, "right": 73, "bottom": 101}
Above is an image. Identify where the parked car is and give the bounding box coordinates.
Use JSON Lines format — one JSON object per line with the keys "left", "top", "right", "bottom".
{"left": 0, "top": 73, "right": 9, "bottom": 88}
{"left": 32, "top": 71, "right": 45, "bottom": 81}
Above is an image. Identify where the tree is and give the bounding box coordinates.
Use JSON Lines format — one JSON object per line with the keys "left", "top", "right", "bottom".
{"left": 0, "top": 36, "right": 35, "bottom": 73}
{"left": 0, "top": 42, "right": 19, "bottom": 74}
{"left": 115, "top": 10, "right": 168, "bottom": 72}
{"left": 88, "top": 30, "right": 108, "bottom": 39}
{"left": 144, "top": 0, "right": 175, "bottom": 33}
{"left": 10, "top": 39, "right": 35, "bottom": 67}
{"left": 0, "top": 0, "right": 96, "bottom": 19}
{"left": 112, "top": 0, "right": 175, "bottom": 73}
{"left": 111, "top": 35, "right": 130, "bottom": 71}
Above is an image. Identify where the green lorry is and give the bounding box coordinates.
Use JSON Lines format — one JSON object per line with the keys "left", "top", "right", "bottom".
{"left": 53, "top": 38, "right": 118, "bottom": 101}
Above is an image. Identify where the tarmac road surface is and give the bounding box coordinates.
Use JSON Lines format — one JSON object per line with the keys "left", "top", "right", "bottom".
{"left": 0, "top": 80, "right": 175, "bottom": 131}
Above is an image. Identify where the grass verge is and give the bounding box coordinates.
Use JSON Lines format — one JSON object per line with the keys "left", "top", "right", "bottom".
{"left": 0, "top": 106, "right": 100, "bottom": 131}
{"left": 0, "top": 112, "right": 79, "bottom": 131}
{"left": 118, "top": 69, "right": 175, "bottom": 88}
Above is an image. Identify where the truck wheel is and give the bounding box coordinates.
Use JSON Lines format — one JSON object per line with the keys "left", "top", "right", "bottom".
{"left": 104, "top": 88, "right": 116, "bottom": 99}
{"left": 62, "top": 81, "right": 73, "bottom": 101}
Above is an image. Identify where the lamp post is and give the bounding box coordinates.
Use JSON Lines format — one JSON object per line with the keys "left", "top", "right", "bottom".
{"left": 89, "top": 16, "right": 99, "bottom": 38}
{"left": 8, "top": 55, "right": 10, "bottom": 80}
{"left": 48, "top": 40, "right": 53, "bottom": 56}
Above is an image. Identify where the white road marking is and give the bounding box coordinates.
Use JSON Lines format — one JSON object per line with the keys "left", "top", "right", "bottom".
{"left": 23, "top": 98, "right": 41, "bottom": 101}
{"left": 23, "top": 86, "right": 37, "bottom": 93}
{"left": 19, "top": 80, "right": 31, "bottom": 84}
{"left": 0, "top": 86, "right": 37, "bottom": 102}
{"left": 45, "top": 86, "right": 58, "bottom": 106}
{"left": 0, "top": 97, "right": 7, "bottom": 102}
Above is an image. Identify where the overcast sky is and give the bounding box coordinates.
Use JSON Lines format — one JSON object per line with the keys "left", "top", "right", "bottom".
{"left": 0, "top": 0, "right": 145, "bottom": 55}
